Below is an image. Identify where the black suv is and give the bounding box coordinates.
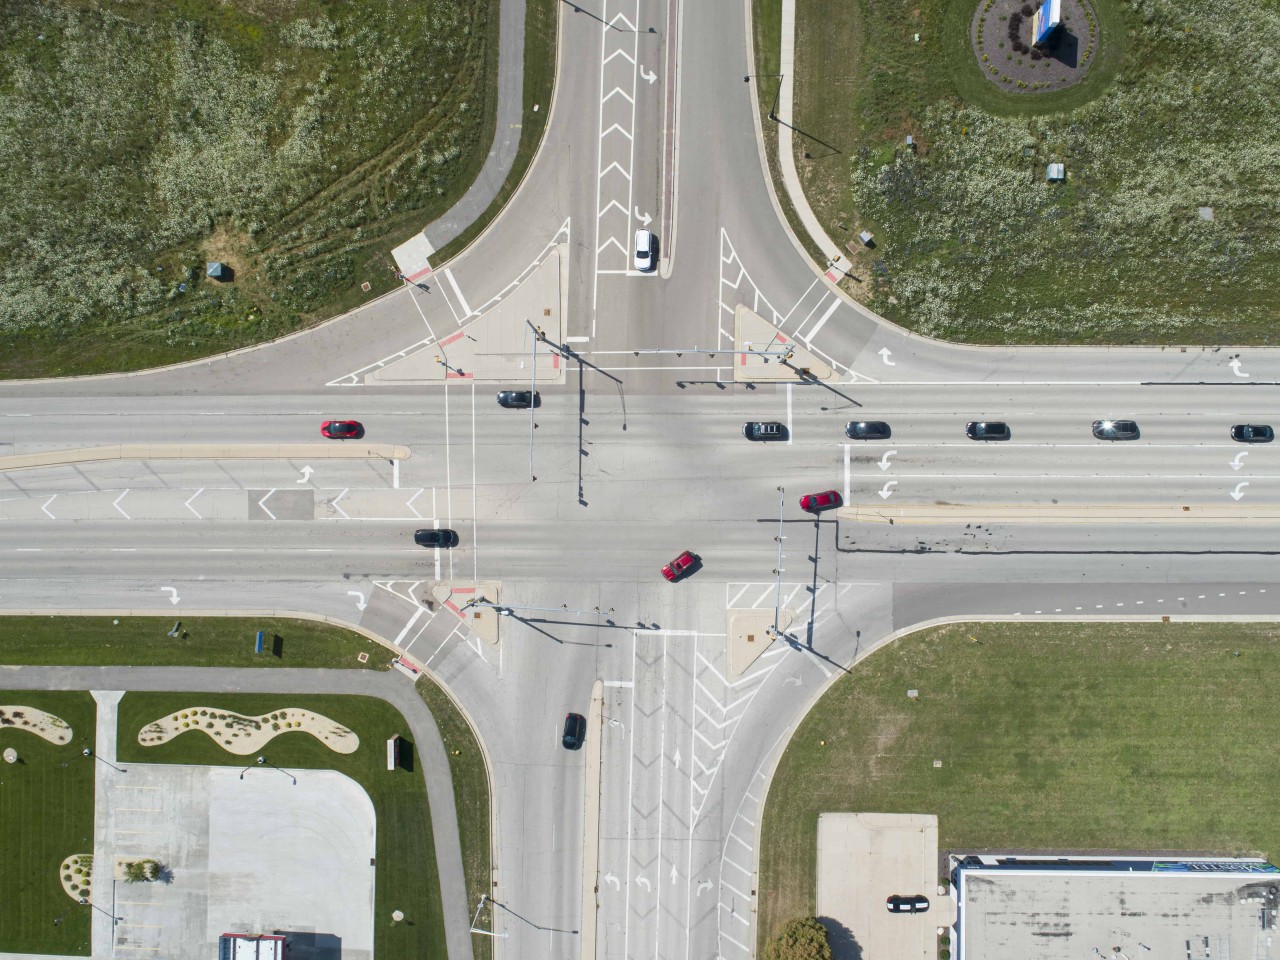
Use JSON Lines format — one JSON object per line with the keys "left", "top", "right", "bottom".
{"left": 497, "top": 390, "right": 538, "bottom": 409}
{"left": 743, "top": 421, "right": 786, "bottom": 441}
{"left": 965, "top": 421, "right": 1010, "bottom": 441}
{"left": 845, "top": 421, "right": 891, "bottom": 440}
{"left": 562, "top": 713, "right": 586, "bottom": 750}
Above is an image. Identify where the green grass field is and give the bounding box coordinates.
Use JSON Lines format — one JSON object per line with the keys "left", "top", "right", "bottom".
{"left": 0, "top": 0, "right": 500, "bottom": 379}
{"left": 417, "top": 675, "right": 493, "bottom": 960}
{"left": 764, "top": 0, "right": 1280, "bottom": 344}
{"left": 757, "top": 621, "right": 1280, "bottom": 949}
{"left": 0, "top": 691, "right": 96, "bottom": 955}
{"left": 0, "top": 616, "right": 392, "bottom": 669}
{"left": 117, "top": 692, "right": 446, "bottom": 960}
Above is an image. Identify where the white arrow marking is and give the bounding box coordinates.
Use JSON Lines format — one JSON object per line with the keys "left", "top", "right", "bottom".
{"left": 347, "top": 590, "right": 368, "bottom": 611}
{"left": 1229, "top": 357, "right": 1249, "bottom": 378}
{"left": 1231, "top": 451, "right": 1249, "bottom": 471}
{"left": 297, "top": 465, "right": 314, "bottom": 484}
{"left": 605, "top": 872, "right": 620, "bottom": 891}
{"left": 405, "top": 489, "right": 424, "bottom": 519}
{"left": 671, "top": 748, "right": 681, "bottom": 770}
{"left": 185, "top": 489, "right": 204, "bottom": 519}
{"left": 258, "top": 489, "right": 277, "bottom": 520}
{"left": 639, "top": 65, "right": 657, "bottom": 84}
{"left": 696, "top": 879, "right": 713, "bottom": 897}
{"left": 670, "top": 864, "right": 679, "bottom": 884}
{"left": 161, "top": 587, "right": 180, "bottom": 605}
{"left": 634, "top": 208, "right": 652, "bottom": 226}
{"left": 1231, "top": 481, "right": 1249, "bottom": 501}
{"left": 331, "top": 489, "right": 350, "bottom": 520}
{"left": 878, "top": 480, "right": 898, "bottom": 500}
{"left": 878, "top": 347, "right": 895, "bottom": 365}
{"left": 113, "top": 490, "right": 131, "bottom": 519}
{"left": 41, "top": 495, "right": 57, "bottom": 519}
{"left": 879, "top": 450, "right": 897, "bottom": 471}
{"left": 635, "top": 876, "right": 651, "bottom": 892}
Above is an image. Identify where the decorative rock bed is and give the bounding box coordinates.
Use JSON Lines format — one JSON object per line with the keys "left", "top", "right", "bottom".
{"left": 59, "top": 853, "right": 93, "bottom": 902}
{"left": 0, "top": 705, "right": 72, "bottom": 744}
{"left": 137, "top": 707, "right": 359, "bottom": 755}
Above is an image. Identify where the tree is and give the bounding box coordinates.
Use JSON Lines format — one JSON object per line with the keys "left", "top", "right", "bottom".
{"left": 763, "top": 918, "right": 833, "bottom": 960}
{"left": 123, "top": 859, "right": 163, "bottom": 883}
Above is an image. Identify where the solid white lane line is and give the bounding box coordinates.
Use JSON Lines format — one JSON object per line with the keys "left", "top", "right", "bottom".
{"left": 443, "top": 269, "right": 473, "bottom": 319}
{"left": 802, "top": 298, "right": 841, "bottom": 342}
{"left": 844, "top": 444, "right": 850, "bottom": 505}
{"left": 786, "top": 384, "right": 793, "bottom": 444}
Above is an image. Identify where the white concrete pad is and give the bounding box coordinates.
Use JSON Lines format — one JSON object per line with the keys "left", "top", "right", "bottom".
{"left": 816, "top": 812, "right": 938, "bottom": 960}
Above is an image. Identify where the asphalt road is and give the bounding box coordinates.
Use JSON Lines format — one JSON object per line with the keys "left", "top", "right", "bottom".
{"left": 6, "top": 0, "right": 1280, "bottom": 960}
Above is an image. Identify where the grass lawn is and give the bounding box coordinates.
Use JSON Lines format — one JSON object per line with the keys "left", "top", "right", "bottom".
{"left": 757, "top": 621, "right": 1280, "bottom": 948}
{"left": 0, "top": 0, "right": 499, "bottom": 379}
{"left": 765, "top": 0, "right": 1280, "bottom": 344}
{"left": 0, "top": 616, "right": 393, "bottom": 670}
{"left": 118, "top": 692, "right": 446, "bottom": 960}
{"left": 417, "top": 675, "right": 493, "bottom": 960}
{"left": 0, "top": 691, "right": 96, "bottom": 955}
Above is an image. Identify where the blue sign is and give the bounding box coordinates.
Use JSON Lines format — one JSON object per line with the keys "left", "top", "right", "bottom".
{"left": 1034, "top": 0, "right": 1062, "bottom": 45}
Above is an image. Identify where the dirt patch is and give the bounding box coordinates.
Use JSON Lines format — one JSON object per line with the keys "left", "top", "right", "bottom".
{"left": 200, "top": 223, "right": 256, "bottom": 283}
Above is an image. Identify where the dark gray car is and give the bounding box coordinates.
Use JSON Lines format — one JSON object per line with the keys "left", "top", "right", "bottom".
{"left": 965, "top": 421, "right": 1010, "bottom": 441}
{"left": 414, "top": 529, "right": 458, "bottom": 548}
{"left": 1231, "top": 424, "right": 1273, "bottom": 443}
{"left": 845, "top": 421, "right": 891, "bottom": 440}
{"left": 497, "top": 390, "right": 538, "bottom": 409}
{"left": 1092, "top": 419, "right": 1139, "bottom": 440}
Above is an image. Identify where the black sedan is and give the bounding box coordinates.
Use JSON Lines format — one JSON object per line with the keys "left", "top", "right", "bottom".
{"left": 414, "top": 529, "right": 458, "bottom": 548}
{"left": 1231, "top": 424, "right": 1274, "bottom": 443}
{"left": 845, "top": 421, "right": 891, "bottom": 440}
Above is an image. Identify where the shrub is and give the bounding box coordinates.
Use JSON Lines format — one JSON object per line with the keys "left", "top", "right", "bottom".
{"left": 1021, "top": 2, "right": 1033, "bottom": 14}
{"left": 763, "top": 919, "right": 833, "bottom": 960}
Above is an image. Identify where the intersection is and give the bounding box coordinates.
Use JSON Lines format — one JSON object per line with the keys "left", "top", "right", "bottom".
{"left": 3, "top": 1, "right": 1280, "bottom": 960}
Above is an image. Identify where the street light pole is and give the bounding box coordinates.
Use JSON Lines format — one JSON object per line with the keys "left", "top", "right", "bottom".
{"left": 82, "top": 747, "right": 126, "bottom": 774}
{"left": 744, "top": 73, "right": 785, "bottom": 123}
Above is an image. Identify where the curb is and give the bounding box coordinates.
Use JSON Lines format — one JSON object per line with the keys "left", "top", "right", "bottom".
{"left": 579, "top": 679, "right": 605, "bottom": 960}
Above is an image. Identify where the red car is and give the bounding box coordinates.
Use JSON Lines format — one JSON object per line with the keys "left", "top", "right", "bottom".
{"left": 661, "top": 550, "right": 697, "bottom": 582}
{"left": 799, "top": 490, "right": 841, "bottom": 513}
{"left": 321, "top": 420, "right": 363, "bottom": 439}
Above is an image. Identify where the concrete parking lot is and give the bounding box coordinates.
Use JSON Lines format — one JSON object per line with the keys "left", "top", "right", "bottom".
{"left": 100, "top": 763, "right": 374, "bottom": 960}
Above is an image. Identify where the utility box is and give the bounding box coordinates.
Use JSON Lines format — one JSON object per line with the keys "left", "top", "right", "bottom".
{"left": 858, "top": 230, "right": 875, "bottom": 247}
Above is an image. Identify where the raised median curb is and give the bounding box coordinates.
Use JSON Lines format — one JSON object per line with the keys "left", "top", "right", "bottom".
{"left": 842, "top": 502, "right": 1280, "bottom": 524}
{"left": 0, "top": 443, "right": 411, "bottom": 474}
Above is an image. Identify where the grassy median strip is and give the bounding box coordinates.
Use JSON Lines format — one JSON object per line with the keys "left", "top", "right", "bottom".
{"left": 0, "top": 691, "right": 96, "bottom": 955}
{"left": 117, "top": 692, "right": 446, "bottom": 960}
{"left": 0, "top": 616, "right": 392, "bottom": 670}
{"left": 417, "top": 675, "right": 494, "bottom": 960}
{"left": 757, "top": 621, "right": 1280, "bottom": 948}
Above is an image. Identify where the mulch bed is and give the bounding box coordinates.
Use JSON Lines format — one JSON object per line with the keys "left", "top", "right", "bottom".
{"left": 970, "top": 0, "right": 1099, "bottom": 93}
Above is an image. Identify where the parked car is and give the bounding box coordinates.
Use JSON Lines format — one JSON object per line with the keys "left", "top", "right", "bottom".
{"left": 562, "top": 713, "right": 586, "bottom": 750}
{"left": 661, "top": 550, "right": 697, "bottom": 583}
{"left": 965, "top": 421, "right": 1010, "bottom": 441}
{"left": 886, "top": 895, "right": 930, "bottom": 914}
{"left": 1092, "top": 419, "right": 1140, "bottom": 440}
{"left": 320, "top": 420, "right": 363, "bottom": 439}
{"left": 845, "top": 421, "right": 891, "bottom": 440}
{"left": 634, "top": 229, "right": 656, "bottom": 272}
{"left": 414, "top": 529, "right": 458, "bottom": 548}
{"left": 1231, "top": 424, "right": 1274, "bottom": 443}
{"left": 497, "top": 390, "right": 538, "bottom": 409}
{"left": 800, "top": 490, "right": 842, "bottom": 513}
{"left": 743, "top": 421, "right": 786, "bottom": 441}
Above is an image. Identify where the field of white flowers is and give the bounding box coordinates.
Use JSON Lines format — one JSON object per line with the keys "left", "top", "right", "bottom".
{"left": 0, "top": 0, "right": 495, "bottom": 374}
{"left": 845, "top": 0, "right": 1280, "bottom": 343}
